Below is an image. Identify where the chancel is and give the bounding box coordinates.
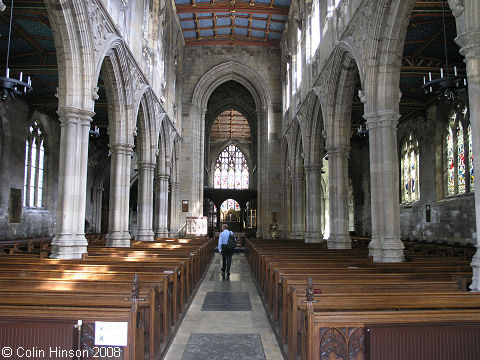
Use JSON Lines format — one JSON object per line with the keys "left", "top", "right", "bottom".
{"left": 1, "top": 0, "right": 480, "bottom": 359}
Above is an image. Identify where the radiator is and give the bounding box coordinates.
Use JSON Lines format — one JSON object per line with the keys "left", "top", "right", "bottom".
{"left": 367, "top": 322, "right": 480, "bottom": 360}
{"left": 0, "top": 319, "right": 77, "bottom": 360}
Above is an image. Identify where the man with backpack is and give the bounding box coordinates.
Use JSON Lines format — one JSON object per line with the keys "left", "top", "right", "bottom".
{"left": 218, "top": 223, "right": 236, "bottom": 276}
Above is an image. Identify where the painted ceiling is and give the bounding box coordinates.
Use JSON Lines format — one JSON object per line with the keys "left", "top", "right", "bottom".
{"left": 174, "top": 0, "right": 290, "bottom": 47}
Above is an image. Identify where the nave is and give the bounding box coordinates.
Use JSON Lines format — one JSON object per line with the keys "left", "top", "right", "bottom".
{"left": 164, "top": 252, "right": 283, "bottom": 360}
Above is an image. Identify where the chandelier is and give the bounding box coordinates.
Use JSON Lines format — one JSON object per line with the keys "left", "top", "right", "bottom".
{"left": 0, "top": 0, "right": 32, "bottom": 101}
{"left": 420, "top": 0, "right": 466, "bottom": 101}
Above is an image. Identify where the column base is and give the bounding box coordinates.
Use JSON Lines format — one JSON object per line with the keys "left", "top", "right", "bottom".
{"left": 368, "top": 236, "right": 383, "bottom": 262}
{"left": 136, "top": 230, "right": 155, "bottom": 242}
{"left": 470, "top": 248, "right": 480, "bottom": 291}
{"left": 50, "top": 233, "right": 88, "bottom": 259}
{"left": 290, "top": 232, "right": 305, "bottom": 240}
{"left": 304, "top": 231, "right": 324, "bottom": 243}
{"left": 155, "top": 229, "right": 170, "bottom": 239}
{"left": 381, "top": 236, "right": 405, "bottom": 263}
{"left": 327, "top": 233, "right": 351, "bottom": 249}
{"left": 105, "top": 231, "right": 131, "bottom": 247}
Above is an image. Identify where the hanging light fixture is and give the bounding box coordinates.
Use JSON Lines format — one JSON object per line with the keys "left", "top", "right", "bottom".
{"left": 420, "top": 0, "right": 466, "bottom": 101}
{"left": 0, "top": 0, "right": 32, "bottom": 101}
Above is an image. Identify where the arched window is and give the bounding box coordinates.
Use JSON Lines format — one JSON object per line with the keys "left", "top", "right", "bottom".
{"left": 24, "top": 120, "right": 46, "bottom": 208}
{"left": 444, "top": 104, "right": 473, "bottom": 196}
{"left": 310, "top": 0, "right": 321, "bottom": 58}
{"left": 296, "top": 26, "right": 302, "bottom": 90}
{"left": 401, "top": 133, "right": 420, "bottom": 203}
{"left": 214, "top": 144, "right": 249, "bottom": 190}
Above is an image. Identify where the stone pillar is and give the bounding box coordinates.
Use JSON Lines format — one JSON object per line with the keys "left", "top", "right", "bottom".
{"left": 304, "top": 165, "right": 323, "bottom": 243}
{"left": 168, "top": 181, "right": 181, "bottom": 236}
{"left": 283, "top": 180, "right": 292, "bottom": 237}
{"left": 51, "top": 108, "right": 94, "bottom": 259}
{"left": 326, "top": 145, "right": 351, "bottom": 249}
{"left": 364, "top": 113, "right": 383, "bottom": 261}
{"left": 455, "top": 30, "right": 480, "bottom": 290}
{"left": 105, "top": 143, "right": 132, "bottom": 247}
{"left": 364, "top": 112, "right": 404, "bottom": 262}
{"left": 154, "top": 174, "right": 170, "bottom": 237}
{"left": 290, "top": 176, "right": 305, "bottom": 238}
{"left": 136, "top": 161, "right": 155, "bottom": 241}
{"left": 378, "top": 111, "right": 404, "bottom": 262}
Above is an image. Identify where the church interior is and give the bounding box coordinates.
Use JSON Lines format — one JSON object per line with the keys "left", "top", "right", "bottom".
{"left": 1, "top": 0, "right": 480, "bottom": 359}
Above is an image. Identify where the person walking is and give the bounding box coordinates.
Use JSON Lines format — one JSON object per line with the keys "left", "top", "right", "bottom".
{"left": 218, "top": 224, "right": 234, "bottom": 276}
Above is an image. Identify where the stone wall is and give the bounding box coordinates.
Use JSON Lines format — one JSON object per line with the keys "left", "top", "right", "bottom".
{"left": 179, "top": 45, "right": 283, "bottom": 234}
{"left": 0, "top": 101, "right": 60, "bottom": 240}
{"left": 399, "top": 101, "right": 476, "bottom": 245}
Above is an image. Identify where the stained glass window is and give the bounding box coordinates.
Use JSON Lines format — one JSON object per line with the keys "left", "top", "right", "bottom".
{"left": 457, "top": 122, "right": 466, "bottom": 194}
{"left": 214, "top": 144, "right": 249, "bottom": 190}
{"left": 220, "top": 199, "right": 240, "bottom": 222}
{"left": 24, "top": 121, "right": 46, "bottom": 208}
{"left": 401, "top": 133, "right": 420, "bottom": 203}
{"left": 348, "top": 178, "right": 354, "bottom": 231}
{"left": 447, "top": 126, "right": 455, "bottom": 196}
{"left": 445, "top": 104, "right": 474, "bottom": 196}
{"left": 469, "top": 125, "right": 474, "bottom": 191}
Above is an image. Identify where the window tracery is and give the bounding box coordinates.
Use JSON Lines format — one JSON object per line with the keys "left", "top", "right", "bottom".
{"left": 214, "top": 144, "right": 249, "bottom": 190}
{"left": 24, "top": 120, "right": 45, "bottom": 208}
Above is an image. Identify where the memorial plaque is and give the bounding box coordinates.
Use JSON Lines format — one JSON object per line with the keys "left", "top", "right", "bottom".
{"left": 9, "top": 188, "right": 22, "bottom": 223}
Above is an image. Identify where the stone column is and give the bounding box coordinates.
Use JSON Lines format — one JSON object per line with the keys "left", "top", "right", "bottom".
{"left": 105, "top": 143, "right": 132, "bottom": 247}
{"left": 455, "top": 30, "right": 480, "bottom": 290}
{"left": 154, "top": 174, "right": 170, "bottom": 237}
{"left": 136, "top": 161, "right": 155, "bottom": 241}
{"left": 51, "top": 108, "right": 94, "bottom": 259}
{"left": 364, "top": 113, "right": 383, "bottom": 261}
{"left": 168, "top": 181, "right": 181, "bottom": 236}
{"left": 290, "top": 176, "right": 305, "bottom": 238}
{"left": 283, "top": 180, "right": 292, "bottom": 237}
{"left": 326, "top": 145, "right": 351, "bottom": 249}
{"left": 378, "top": 111, "right": 404, "bottom": 262}
{"left": 304, "top": 165, "right": 323, "bottom": 243}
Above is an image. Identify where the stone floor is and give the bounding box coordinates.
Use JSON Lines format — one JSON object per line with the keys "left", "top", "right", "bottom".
{"left": 163, "top": 253, "right": 284, "bottom": 360}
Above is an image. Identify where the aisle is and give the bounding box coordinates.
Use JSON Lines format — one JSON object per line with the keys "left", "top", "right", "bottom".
{"left": 164, "top": 252, "right": 284, "bottom": 360}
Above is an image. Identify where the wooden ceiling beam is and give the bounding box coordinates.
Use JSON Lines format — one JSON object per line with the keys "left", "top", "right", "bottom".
{"left": 411, "top": 18, "right": 455, "bottom": 59}
{"left": 182, "top": 23, "right": 282, "bottom": 33}
{"left": 176, "top": 1, "right": 289, "bottom": 15}
{"left": 185, "top": 36, "right": 280, "bottom": 46}
{"left": 179, "top": 13, "right": 286, "bottom": 23}
{"left": 0, "top": 14, "right": 48, "bottom": 57}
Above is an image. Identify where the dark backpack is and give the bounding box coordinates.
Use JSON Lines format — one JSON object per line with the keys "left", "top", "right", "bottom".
{"left": 226, "top": 231, "right": 236, "bottom": 250}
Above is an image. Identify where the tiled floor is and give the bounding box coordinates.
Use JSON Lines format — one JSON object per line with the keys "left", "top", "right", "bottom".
{"left": 163, "top": 253, "right": 284, "bottom": 360}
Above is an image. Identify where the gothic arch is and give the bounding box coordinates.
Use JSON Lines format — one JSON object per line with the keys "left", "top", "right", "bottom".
{"left": 192, "top": 61, "right": 271, "bottom": 111}
{"left": 44, "top": 0, "right": 96, "bottom": 111}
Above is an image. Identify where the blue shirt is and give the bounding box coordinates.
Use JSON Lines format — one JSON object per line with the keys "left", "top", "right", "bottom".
{"left": 218, "top": 229, "right": 232, "bottom": 251}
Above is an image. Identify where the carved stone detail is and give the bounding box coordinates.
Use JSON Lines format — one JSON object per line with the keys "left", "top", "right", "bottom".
{"left": 448, "top": 0, "right": 464, "bottom": 17}
{"left": 87, "top": 2, "right": 114, "bottom": 56}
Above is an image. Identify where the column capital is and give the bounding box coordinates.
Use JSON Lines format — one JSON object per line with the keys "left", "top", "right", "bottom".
{"left": 303, "top": 164, "right": 323, "bottom": 173}
{"left": 109, "top": 143, "right": 134, "bottom": 153}
{"left": 456, "top": 31, "right": 480, "bottom": 61}
{"left": 57, "top": 107, "right": 95, "bottom": 125}
{"left": 137, "top": 161, "right": 156, "bottom": 171}
{"left": 155, "top": 173, "right": 171, "bottom": 180}
{"left": 325, "top": 145, "right": 350, "bottom": 157}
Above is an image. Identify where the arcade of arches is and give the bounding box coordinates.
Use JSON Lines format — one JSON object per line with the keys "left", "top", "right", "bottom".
{"left": 1, "top": 0, "right": 480, "bottom": 290}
